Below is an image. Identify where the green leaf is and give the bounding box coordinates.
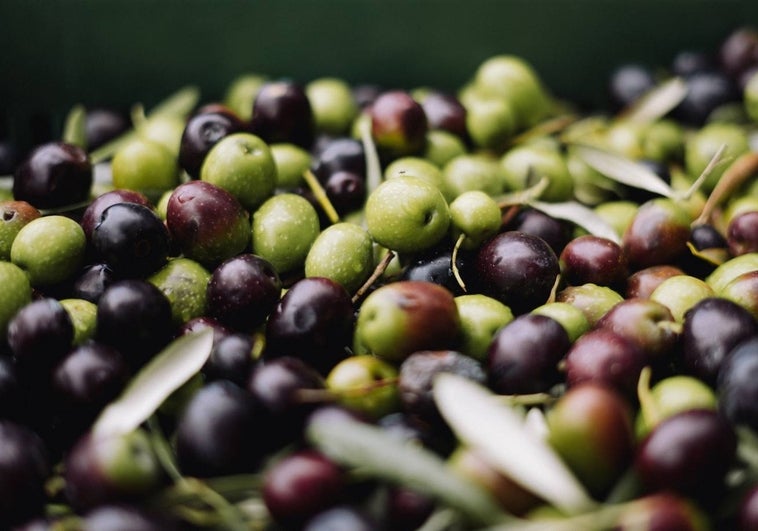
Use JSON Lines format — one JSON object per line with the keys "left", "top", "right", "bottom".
{"left": 89, "top": 85, "right": 199, "bottom": 164}
{"left": 360, "top": 116, "right": 383, "bottom": 195}
{"left": 623, "top": 77, "right": 688, "bottom": 124}
{"left": 62, "top": 104, "right": 87, "bottom": 149}
{"left": 529, "top": 200, "right": 621, "bottom": 244}
{"left": 433, "top": 374, "right": 596, "bottom": 515}
{"left": 149, "top": 85, "right": 200, "bottom": 117}
{"left": 92, "top": 329, "right": 214, "bottom": 439}
{"left": 306, "top": 414, "right": 510, "bottom": 526}
{"left": 573, "top": 144, "right": 675, "bottom": 199}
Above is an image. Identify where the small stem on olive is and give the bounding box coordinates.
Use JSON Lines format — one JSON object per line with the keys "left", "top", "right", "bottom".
{"left": 681, "top": 143, "right": 727, "bottom": 202}
{"left": 495, "top": 393, "right": 557, "bottom": 407}
{"left": 693, "top": 151, "right": 758, "bottom": 226}
{"left": 496, "top": 176, "right": 550, "bottom": 209}
{"left": 452, "top": 233, "right": 467, "bottom": 293}
{"left": 636, "top": 366, "right": 662, "bottom": 430}
{"left": 303, "top": 169, "right": 340, "bottom": 225}
{"left": 352, "top": 250, "right": 395, "bottom": 304}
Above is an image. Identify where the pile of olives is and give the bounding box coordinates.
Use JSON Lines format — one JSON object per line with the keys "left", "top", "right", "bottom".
{"left": 1, "top": 25, "right": 758, "bottom": 531}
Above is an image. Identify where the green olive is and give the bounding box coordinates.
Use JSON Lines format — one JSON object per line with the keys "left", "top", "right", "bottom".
{"left": 60, "top": 298, "right": 98, "bottom": 345}
{"left": 11, "top": 215, "right": 86, "bottom": 287}
{"left": 423, "top": 130, "right": 467, "bottom": 168}
{"left": 305, "top": 222, "right": 374, "bottom": 294}
{"left": 684, "top": 122, "right": 749, "bottom": 193}
{"left": 252, "top": 193, "right": 321, "bottom": 274}
{"left": 326, "top": 355, "right": 400, "bottom": 418}
{"left": 500, "top": 144, "right": 573, "bottom": 201}
{"left": 0, "top": 262, "right": 32, "bottom": 340}
{"left": 148, "top": 258, "right": 211, "bottom": 326}
{"left": 443, "top": 153, "right": 505, "bottom": 201}
{"left": 449, "top": 190, "right": 502, "bottom": 249}
{"left": 532, "top": 302, "right": 590, "bottom": 343}
{"left": 306, "top": 77, "right": 359, "bottom": 135}
{"left": 111, "top": 138, "right": 181, "bottom": 199}
{"left": 271, "top": 143, "right": 311, "bottom": 189}
{"left": 649, "top": 275, "right": 714, "bottom": 322}
{"left": 224, "top": 74, "right": 267, "bottom": 121}
{"left": 384, "top": 156, "right": 445, "bottom": 191}
{"left": 454, "top": 294, "right": 514, "bottom": 361}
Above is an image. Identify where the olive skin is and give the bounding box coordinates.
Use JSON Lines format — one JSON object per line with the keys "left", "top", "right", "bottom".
{"left": 622, "top": 199, "right": 691, "bottom": 270}
{"left": 487, "top": 314, "right": 569, "bottom": 395}
{"left": 718, "top": 337, "right": 758, "bottom": 431}
{"left": 80, "top": 190, "right": 152, "bottom": 242}
{"left": 179, "top": 107, "right": 245, "bottom": 179}
{"left": 546, "top": 384, "right": 634, "bottom": 498}
{"left": 634, "top": 409, "right": 736, "bottom": 501}
{"left": 262, "top": 449, "right": 347, "bottom": 527}
{"left": 265, "top": 277, "right": 354, "bottom": 375}
{"left": 0, "top": 421, "right": 50, "bottom": 527}
{"left": 205, "top": 254, "right": 282, "bottom": 332}
{"left": 472, "top": 231, "right": 560, "bottom": 315}
{"left": 95, "top": 280, "right": 174, "bottom": 368}
{"left": 13, "top": 142, "right": 92, "bottom": 209}
{"left": 175, "top": 380, "right": 269, "bottom": 477}
{"left": 250, "top": 81, "right": 315, "bottom": 148}
{"left": 681, "top": 298, "right": 758, "bottom": 386}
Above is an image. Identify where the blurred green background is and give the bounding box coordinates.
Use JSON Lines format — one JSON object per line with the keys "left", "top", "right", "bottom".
{"left": 2, "top": 0, "right": 757, "bottom": 149}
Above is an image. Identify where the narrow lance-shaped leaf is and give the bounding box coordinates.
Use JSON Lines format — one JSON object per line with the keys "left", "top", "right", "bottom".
{"left": 574, "top": 144, "right": 675, "bottom": 199}
{"left": 622, "top": 77, "right": 688, "bottom": 124}
{"left": 90, "top": 85, "right": 200, "bottom": 164}
{"left": 433, "top": 373, "right": 597, "bottom": 515}
{"left": 360, "top": 117, "right": 383, "bottom": 195}
{"left": 92, "top": 329, "right": 214, "bottom": 439}
{"left": 306, "top": 414, "right": 511, "bottom": 526}
{"left": 529, "top": 200, "right": 621, "bottom": 244}
{"left": 62, "top": 104, "right": 87, "bottom": 149}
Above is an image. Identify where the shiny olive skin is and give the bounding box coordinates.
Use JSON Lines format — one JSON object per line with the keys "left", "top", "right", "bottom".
{"left": 13, "top": 142, "right": 92, "bottom": 209}
{"left": 166, "top": 180, "right": 251, "bottom": 267}
{"left": 546, "top": 384, "right": 634, "bottom": 498}
{"left": 250, "top": 81, "right": 315, "bottom": 148}
{"left": 622, "top": 198, "right": 691, "bottom": 270}
{"left": 91, "top": 202, "right": 170, "bottom": 279}
{"left": 487, "top": 314, "right": 569, "bottom": 395}
{"left": 681, "top": 297, "right": 758, "bottom": 386}
{"left": 175, "top": 380, "right": 268, "bottom": 477}
{"left": 265, "top": 277, "right": 354, "bottom": 375}
{"left": 634, "top": 409, "right": 737, "bottom": 501}
{"left": 179, "top": 107, "right": 245, "bottom": 179}
{"left": 205, "top": 254, "right": 282, "bottom": 332}
{"left": 717, "top": 337, "right": 758, "bottom": 431}
{"left": 95, "top": 280, "right": 174, "bottom": 368}
{"left": 80, "top": 190, "right": 152, "bottom": 242}
{"left": 565, "top": 328, "right": 648, "bottom": 398}
{"left": 263, "top": 449, "right": 347, "bottom": 527}
{"left": 471, "top": 231, "right": 560, "bottom": 315}
{"left": 559, "top": 235, "right": 628, "bottom": 289}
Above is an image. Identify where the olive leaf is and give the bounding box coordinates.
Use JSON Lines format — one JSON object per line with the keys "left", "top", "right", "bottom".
{"left": 622, "top": 76, "right": 688, "bottom": 124}
{"left": 62, "top": 104, "right": 87, "bottom": 149}
{"left": 306, "top": 413, "right": 510, "bottom": 526}
{"left": 92, "top": 329, "right": 214, "bottom": 439}
{"left": 433, "top": 374, "right": 596, "bottom": 515}
{"left": 360, "top": 116, "right": 383, "bottom": 195}
{"left": 89, "top": 85, "right": 200, "bottom": 164}
{"left": 528, "top": 200, "right": 621, "bottom": 244}
{"left": 573, "top": 144, "right": 675, "bottom": 199}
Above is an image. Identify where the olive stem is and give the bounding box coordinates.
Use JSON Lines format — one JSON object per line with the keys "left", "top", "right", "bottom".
{"left": 452, "top": 233, "right": 468, "bottom": 293}
{"left": 636, "top": 366, "right": 662, "bottom": 430}
{"left": 680, "top": 143, "right": 727, "bottom": 202}
{"left": 175, "top": 478, "right": 249, "bottom": 531}
{"left": 511, "top": 114, "right": 579, "bottom": 146}
{"left": 693, "top": 150, "right": 758, "bottom": 226}
{"left": 303, "top": 169, "right": 340, "bottom": 225}
{"left": 147, "top": 415, "right": 183, "bottom": 482}
{"left": 360, "top": 116, "right": 383, "bottom": 195}
{"left": 496, "top": 176, "right": 549, "bottom": 209}
{"left": 495, "top": 393, "right": 556, "bottom": 407}
{"left": 62, "top": 103, "right": 87, "bottom": 149}
{"left": 295, "top": 377, "right": 399, "bottom": 403}
{"left": 352, "top": 249, "right": 395, "bottom": 303}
